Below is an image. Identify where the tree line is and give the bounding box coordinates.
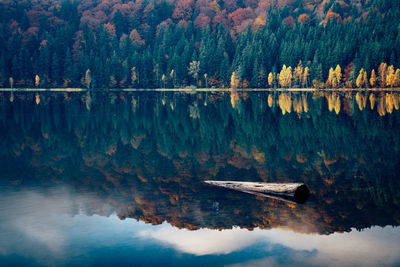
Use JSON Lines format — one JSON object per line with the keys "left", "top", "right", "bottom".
{"left": 0, "top": 0, "right": 399, "bottom": 89}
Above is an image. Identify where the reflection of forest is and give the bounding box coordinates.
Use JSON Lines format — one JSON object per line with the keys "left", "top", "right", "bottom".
{"left": 0, "top": 91, "right": 399, "bottom": 234}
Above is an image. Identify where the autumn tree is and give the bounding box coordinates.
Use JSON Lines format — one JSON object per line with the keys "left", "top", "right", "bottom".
{"left": 293, "top": 61, "right": 303, "bottom": 87}
{"left": 356, "top": 68, "right": 367, "bottom": 88}
{"left": 327, "top": 68, "right": 335, "bottom": 88}
{"left": 378, "top": 63, "right": 388, "bottom": 87}
{"left": 268, "top": 72, "right": 274, "bottom": 88}
{"left": 386, "top": 65, "right": 396, "bottom": 87}
{"left": 230, "top": 71, "right": 239, "bottom": 88}
{"left": 279, "top": 65, "right": 292, "bottom": 88}
{"left": 35, "top": 75, "right": 40, "bottom": 88}
{"left": 302, "top": 67, "right": 310, "bottom": 87}
{"left": 334, "top": 65, "right": 342, "bottom": 88}
{"left": 395, "top": 69, "right": 400, "bottom": 87}
{"left": 370, "top": 69, "right": 377, "bottom": 87}
{"left": 161, "top": 74, "right": 166, "bottom": 88}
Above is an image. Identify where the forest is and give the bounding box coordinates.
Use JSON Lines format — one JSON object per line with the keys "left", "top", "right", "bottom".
{"left": 0, "top": 0, "right": 400, "bottom": 89}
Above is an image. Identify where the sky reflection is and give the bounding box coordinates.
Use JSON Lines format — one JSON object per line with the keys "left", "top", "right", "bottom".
{"left": 0, "top": 188, "right": 399, "bottom": 266}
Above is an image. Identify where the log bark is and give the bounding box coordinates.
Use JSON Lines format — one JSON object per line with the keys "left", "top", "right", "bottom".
{"left": 204, "top": 181, "right": 310, "bottom": 204}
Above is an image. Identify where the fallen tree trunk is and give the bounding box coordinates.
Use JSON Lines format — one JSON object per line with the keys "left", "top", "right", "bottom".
{"left": 204, "top": 181, "right": 310, "bottom": 204}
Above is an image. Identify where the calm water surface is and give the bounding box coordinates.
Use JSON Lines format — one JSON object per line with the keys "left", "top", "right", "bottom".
{"left": 0, "top": 91, "right": 399, "bottom": 266}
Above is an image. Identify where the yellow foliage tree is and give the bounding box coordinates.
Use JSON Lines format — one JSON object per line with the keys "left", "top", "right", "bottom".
{"left": 327, "top": 68, "right": 334, "bottom": 88}
{"left": 386, "top": 65, "right": 395, "bottom": 87}
{"left": 394, "top": 69, "right": 400, "bottom": 87}
{"left": 356, "top": 68, "right": 365, "bottom": 88}
{"left": 161, "top": 74, "right": 166, "bottom": 88}
{"left": 230, "top": 71, "right": 239, "bottom": 88}
{"left": 279, "top": 65, "right": 287, "bottom": 87}
{"left": 279, "top": 65, "right": 292, "bottom": 88}
{"left": 363, "top": 71, "right": 368, "bottom": 88}
{"left": 369, "top": 69, "right": 377, "bottom": 87}
{"left": 378, "top": 62, "right": 387, "bottom": 87}
{"left": 35, "top": 75, "right": 40, "bottom": 87}
{"left": 293, "top": 61, "right": 303, "bottom": 87}
{"left": 334, "top": 65, "right": 341, "bottom": 88}
{"left": 302, "top": 66, "right": 310, "bottom": 87}
{"left": 268, "top": 72, "right": 274, "bottom": 87}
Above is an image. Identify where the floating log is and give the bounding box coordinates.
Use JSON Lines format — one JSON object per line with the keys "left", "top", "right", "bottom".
{"left": 204, "top": 181, "right": 310, "bottom": 204}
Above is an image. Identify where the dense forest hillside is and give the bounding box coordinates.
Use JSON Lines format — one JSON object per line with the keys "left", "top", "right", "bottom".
{"left": 0, "top": 0, "right": 399, "bottom": 88}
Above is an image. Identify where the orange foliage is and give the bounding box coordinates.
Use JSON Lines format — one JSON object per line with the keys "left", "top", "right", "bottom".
{"left": 298, "top": 13, "right": 310, "bottom": 24}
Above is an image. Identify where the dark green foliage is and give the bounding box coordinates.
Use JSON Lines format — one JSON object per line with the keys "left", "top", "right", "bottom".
{"left": 0, "top": 0, "right": 399, "bottom": 88}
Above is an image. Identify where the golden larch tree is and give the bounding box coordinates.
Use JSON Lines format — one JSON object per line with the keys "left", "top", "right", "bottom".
{"left": 279, "top": 65, "right": 287, "bottom": 87}
{"left": 230, "top": 71, "right": 239, "bottom": 88}
{"left": 302, "top": 66, "right": 309, "bottom": 87}
{"left": 370, "top": 69, "right": 377, "bottom": 87}
{"left": 286, "top": 66, "right": 292, "bottom": 87}
{"left": 362, "top": 70, "right": 368, "bottom": 88}
{"left": 378, "top": 62, "right": 387, "bottom": 87}
{"left": 293, "top": 61, "right": 303, "bottom": 87}
{"left": 279, "top": 65, "right": 293, "bottom": 87}
{"left": 35, "top": 75, "right": 40, "bottom": 88}
{"left": 161, "top": 74, "right": 166, "bottom": 88}
{"left": 334, "top": 65, "right": 342, "bottom": 88}
{"left": 356, "top": 69, "right": 365, "bottom": 88}
{"left": 394, "top": 69, "right": 400, "bottom": 87}
{"left": 268, "top": 72, "right": 274, "bottom": 87}
{"left": 386, "top": 65, "right": 395, "bottom": 87}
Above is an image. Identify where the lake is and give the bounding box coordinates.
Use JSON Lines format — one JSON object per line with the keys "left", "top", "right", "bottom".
{"left": 0, "top": 90, "right": 399, "bottom": 266}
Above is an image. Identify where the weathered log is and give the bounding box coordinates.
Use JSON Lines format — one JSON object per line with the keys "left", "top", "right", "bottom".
{"left": 204, "top": 181, "right": 310, "bottom": 204}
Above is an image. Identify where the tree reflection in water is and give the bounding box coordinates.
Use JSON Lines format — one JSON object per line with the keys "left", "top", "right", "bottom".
{"left": 0, "top": 90, "right": 399, "bottom": 234}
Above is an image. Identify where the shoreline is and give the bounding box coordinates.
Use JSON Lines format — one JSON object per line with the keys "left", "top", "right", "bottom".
{"left": 1, "top": 87, "right": 400, "bottom": 92}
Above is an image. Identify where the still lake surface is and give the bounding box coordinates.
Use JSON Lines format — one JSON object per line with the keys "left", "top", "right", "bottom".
{"left": 0, "top": 90, "right": 399, "bottom": 266}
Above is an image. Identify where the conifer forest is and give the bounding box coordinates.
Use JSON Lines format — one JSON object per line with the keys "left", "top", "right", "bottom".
{"left": 1, "top": 0, "right": 400, "bottom": 89}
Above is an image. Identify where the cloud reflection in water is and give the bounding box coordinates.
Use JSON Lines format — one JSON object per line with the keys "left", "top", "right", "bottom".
{"left": 0, "top": 189, "right": 399, "bottom": 267}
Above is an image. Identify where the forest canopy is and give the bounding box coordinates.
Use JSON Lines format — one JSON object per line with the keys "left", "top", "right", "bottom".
{"left": 0, "top": 0, "right": 399, "bottom": 88}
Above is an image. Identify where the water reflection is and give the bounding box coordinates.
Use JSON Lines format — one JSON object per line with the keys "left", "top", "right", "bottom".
{"left": 0, "top": 91, "right": 399, "bottom": 236}
{"left": 0, "top": 188, "right": 399, "bottom": 267}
